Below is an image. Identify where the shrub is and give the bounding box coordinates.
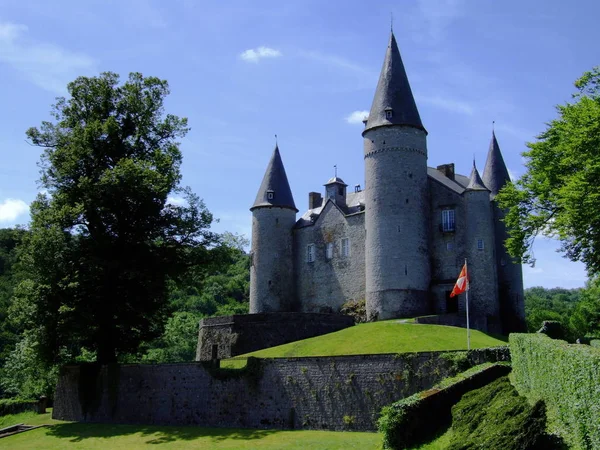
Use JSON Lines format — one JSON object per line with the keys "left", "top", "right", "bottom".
{"left": 378, "top": 363, "right": 510, "bottom": 449}
{"left": 340, "top": 299, "right": 367, "bottom": 323}
{"left": 447, "top": 376, "right": 554, "bottom": 450}
{"left": 510, "top": 333, "right": 600, "bottom": 449}
{"left": 0, "top": 398, "right": 39, "bottom": 416}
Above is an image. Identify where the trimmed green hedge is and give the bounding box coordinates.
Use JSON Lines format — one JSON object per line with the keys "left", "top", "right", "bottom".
{"left": 378, "top": 363, "right": 511, "bottom": 449}
{"left": 510, "top": 333, "right": 600, "bottom": 449}
{"left": 0, "top": 398, "right": 39, "bottom": 416}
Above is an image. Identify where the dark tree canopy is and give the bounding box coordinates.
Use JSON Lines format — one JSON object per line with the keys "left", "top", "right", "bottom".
{"left": 497, "top": 67, "right": 600, "bottom": 275}
{"left": 19, "top": 72, "right": 220, "bottom": 364}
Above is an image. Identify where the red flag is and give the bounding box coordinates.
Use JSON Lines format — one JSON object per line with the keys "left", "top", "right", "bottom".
{"left": 450, "top": 263, "right": 469, "bottom": 297}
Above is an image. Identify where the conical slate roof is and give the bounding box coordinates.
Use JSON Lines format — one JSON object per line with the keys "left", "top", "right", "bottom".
{"left": 363, "top": 32, "right": 425, "bottom": 134}
{"left": 251, "top": 145, "right": 297, "bottom": 212}
{"left": 466, "top": 161, "right": 489, "bottom": 191}
{"left": 482, "top": 131, "right": 511, "bottom": 198}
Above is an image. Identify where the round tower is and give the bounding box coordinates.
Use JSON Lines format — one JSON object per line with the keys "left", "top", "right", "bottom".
{"left": 249, "top": 145, "right": 297, "bottom": 313}
{"left": 464, "top": 162, "right": 500, "bottom": 332}
{"left": 363, "top": 32, "right": 431, "bottom": 320}
{"left": 482, "top": 132, "right": 526, "bottom": 333}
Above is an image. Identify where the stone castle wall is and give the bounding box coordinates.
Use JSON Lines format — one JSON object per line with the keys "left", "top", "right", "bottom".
{"left": 294, "top": 203, "right": 366, "bottom": 313}
{"left": 53, "top": 348, "right": 509, "bottom": 431}
{"left": 196, "top": 313, "right": 354, "bottom": 361}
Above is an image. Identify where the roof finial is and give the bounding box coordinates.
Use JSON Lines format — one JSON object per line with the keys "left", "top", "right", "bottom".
{"left": 492, "top": 120, "right": 495, "bottom": 133}
{"left": 390, "top": 12, "right": 394, "bottom": 33}
{"left": 275, "top": 134, "right": 278, "bottom": 146}
{"left": 334, "top": 164, "right": 338, "bottom": 177}
{"left": 473, "top": 155, "right": 476, "bottom": 168}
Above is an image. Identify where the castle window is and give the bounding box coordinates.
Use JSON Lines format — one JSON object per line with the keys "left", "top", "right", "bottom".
{"left": 385, "top": 108, "right": 393, "bottom": 119}
{"left": 326, "top": 242, "right": 333, "bottom": 259}
{"left": 446, "top": 242, "right": 454, "bottom": 251}
{"left": 307, "top": 244, "right": 315, "bottom": 263}
{"left": 442, "top": 209, "right": 455, "bottom": 232}
{"left": 266, "top": 190, "right": 274, "bottom": 200}
{"left": 341, "top": 238, "right": 350, "bottom": 257}
{"left": 477, "top": 239, "right": 484, "bottom": 250}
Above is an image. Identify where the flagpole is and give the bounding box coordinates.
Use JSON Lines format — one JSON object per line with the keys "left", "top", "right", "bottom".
{"left": 465, "top": 258, "right": 471, "bottom": 350}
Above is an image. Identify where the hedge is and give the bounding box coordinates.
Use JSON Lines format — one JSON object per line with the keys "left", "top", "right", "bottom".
{"left": 378, "top": 363, "right": 511, "bottom": 449}
{"left": 510, "top": 333, "right": 600, "bottom": 449}
{"left": 0, "top": 398, "right": 40, "bottom": 416}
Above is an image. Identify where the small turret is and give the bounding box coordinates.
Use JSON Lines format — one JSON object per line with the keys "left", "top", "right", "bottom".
{"left": 249, "top": 145, "right": 297, "bottom": 313}
{"left": 482, "top": 132, "right": 526, "bottom": 333}
{"left": 324, "top": 176, "right": 347, "bottom": 208}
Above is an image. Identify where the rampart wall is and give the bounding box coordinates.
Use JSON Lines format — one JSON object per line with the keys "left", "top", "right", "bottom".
{"left": 196, "top": 312, "right": 354, "bottom": 361}
{"left": 53, "top": 347, "right": 509, "bottom": 431}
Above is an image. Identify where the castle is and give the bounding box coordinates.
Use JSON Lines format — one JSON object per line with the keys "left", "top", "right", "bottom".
{"left": 249, "top": 32, "right": 526, "bottom": 334}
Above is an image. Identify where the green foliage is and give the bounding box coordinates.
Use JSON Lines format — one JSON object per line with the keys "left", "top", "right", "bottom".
{"left": 377, "top": 364, "right": 508, "bottom": 449}
{"left": 525, "top": 286, "right": 582, "bottom": 337}
{"left": 569, "top": 276, "right": 600, "bottom": 338}
{"left": 19, "top": 72, "right": 221, "bottom": 365}
{"left": 340, "top": 299, "right": 367, "bottom": 323}
{"left": 510, "top": 333, "right": 600, "bottom": 449}
{"left": 0, "top": 332, "right": 58, "bottom": 400}
{"left": 0, "top": 228, "right": 27, "bottom": 366}
{"left": 497, "top": 67, "right": 600, "bottom": 275}
{"left": 0, "top": 398, "right": 38, "bottom": 417}
{"left": 447, "top": 376, "right": 554, "bottom": 450}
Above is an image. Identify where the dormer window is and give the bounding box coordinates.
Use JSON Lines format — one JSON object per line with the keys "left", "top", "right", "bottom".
{"left": 266, "top": 190, "right": 274, "bottom": 200}
{"left": 385, "top": 108, "right": 393, "bottom": 119}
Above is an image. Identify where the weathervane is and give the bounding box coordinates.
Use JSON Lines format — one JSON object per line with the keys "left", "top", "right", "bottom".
{"left": 334, "top": 164, "right": 338, "bottom": 178}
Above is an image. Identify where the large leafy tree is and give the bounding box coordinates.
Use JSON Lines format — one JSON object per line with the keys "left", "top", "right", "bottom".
{"left": 19, "top": 72, "right": 219, "bottom": 364}
{"left": 497, "top": 67, "right": 600, "bottom": 275}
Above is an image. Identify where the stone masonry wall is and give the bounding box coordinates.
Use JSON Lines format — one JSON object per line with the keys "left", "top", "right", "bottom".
{"left": 363, "top": 127, "right": 431, "bottom": 320}
{"left": 196, "top": 312, "right": 354, "bottom": 361}
{"left": 294, "top": 202, "right": 366, "bottom": 313}
{"left": 53, "top": 348, "right": 509, "bottom": 431}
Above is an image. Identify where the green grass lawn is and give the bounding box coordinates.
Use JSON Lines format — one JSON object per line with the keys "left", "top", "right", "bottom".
{"left": 1, "top": 411, "right": 381, "bottom": 449}
{"left": 229, "top": 321, "right": 506, "bottom": 361}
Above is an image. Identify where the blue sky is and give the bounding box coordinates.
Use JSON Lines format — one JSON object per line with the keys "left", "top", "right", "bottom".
{"left": 0, "top": 0, "right": 596, "bottom": 289}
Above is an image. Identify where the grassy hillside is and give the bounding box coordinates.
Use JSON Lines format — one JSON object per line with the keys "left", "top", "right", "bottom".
{"left": 234, "top": 321, "right": 507, "bottom": 359}
{"left": 1, "top": 411, "right": 380, "bottom": 449}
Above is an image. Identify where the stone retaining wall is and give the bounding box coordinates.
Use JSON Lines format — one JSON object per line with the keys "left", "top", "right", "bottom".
{"left": 54, "top": 347, "right": 509, "bottom": 431}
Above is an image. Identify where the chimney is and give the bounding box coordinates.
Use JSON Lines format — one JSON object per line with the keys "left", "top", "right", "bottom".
{"left": 436, "top": 163, "right": 455, "bottom": 180}
{"left": 308, "top": 192, "right": 322, "bottom": 209}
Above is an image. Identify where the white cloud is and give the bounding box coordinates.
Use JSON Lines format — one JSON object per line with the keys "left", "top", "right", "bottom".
{"left": 0, "top": 199, "right": 29, "bottom": 223}
{"left": 0, "top": 21, "right": 97, "bottom": 94}
{"left": 240, "top": 46, "right": 281, "bottom": 63}
{"left": 417, "top": 93, "right": 474, "bottom": 115}
{"left": 345, "top": 110, "right": 369, "bottom": 124}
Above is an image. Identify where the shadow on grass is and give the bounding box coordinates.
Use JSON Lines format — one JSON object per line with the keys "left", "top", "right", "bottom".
{"left": 47, "top": 422, "right": 279, "bottom": 444}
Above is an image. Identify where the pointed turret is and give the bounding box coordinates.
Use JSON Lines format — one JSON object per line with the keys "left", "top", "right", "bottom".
{"left": 363, "top": 31, "right": 430, "bottom": 320}
{"left": 482, "top": 132, "right": 511, "bottom": 198}
{"left": 363, "top": 32, "right": 425, "bottom": 134}
{"left": 249, "top": 144, "right": 297, "bottom": 314}
{"left": 466, "top": 161, "right": 489, "bottom": 191}
{"left": 251, "top": 145, "right": 297, "bottom": 212}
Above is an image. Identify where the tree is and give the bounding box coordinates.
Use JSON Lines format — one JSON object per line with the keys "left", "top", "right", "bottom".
{"left": 497, "top": 67, "right": 600, "bottom": 275}
{"left": 19, "top": 72, "right": 220, "bottom": 364}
